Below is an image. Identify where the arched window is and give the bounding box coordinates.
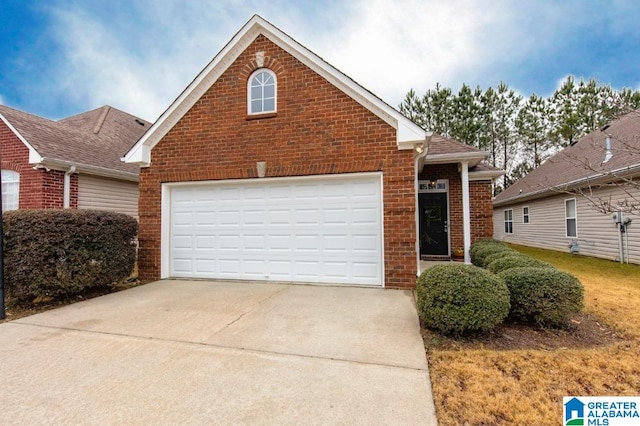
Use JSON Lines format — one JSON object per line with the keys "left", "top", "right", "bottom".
{"left": 1, "top": 170, "right": 19, "bottom": 211}
{"left": 248, "top": 69, "right": 277, "bottom": 114}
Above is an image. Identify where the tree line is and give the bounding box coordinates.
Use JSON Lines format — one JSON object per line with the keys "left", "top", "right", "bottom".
{"left": 399, "top": 76, "right": 640, "bottom": 192}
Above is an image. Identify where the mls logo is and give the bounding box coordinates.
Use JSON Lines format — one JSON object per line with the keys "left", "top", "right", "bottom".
{"left": 564, "top": 397, "right": 585, "bottom": 425}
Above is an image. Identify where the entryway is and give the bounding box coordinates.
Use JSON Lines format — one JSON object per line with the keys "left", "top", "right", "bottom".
{"left": 418, "top": 191, "right": 450, "bottom": 258}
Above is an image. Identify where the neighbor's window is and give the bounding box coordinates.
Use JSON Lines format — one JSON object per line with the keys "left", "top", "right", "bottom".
{"left": 248, "top": 68, "right": 276, "bottom": 114}
{"left": 504, "top": 209, "right": 513, "bottom": 234}
{"left": 523, "top": 206, "right": 530, "bottom": 224}
{"left": 1, "top": 170, "right": 19, "bottom": 211}
{"left": 565, "top": 199, "right": 577, "bottom": 237}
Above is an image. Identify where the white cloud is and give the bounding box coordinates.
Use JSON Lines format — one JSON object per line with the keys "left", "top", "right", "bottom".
{"left": 39, "top": 0, "right": 640, "bottom": 120}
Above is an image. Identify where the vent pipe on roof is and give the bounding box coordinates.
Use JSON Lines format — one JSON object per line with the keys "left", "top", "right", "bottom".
{"left": 603, "top": 134, "right": 613, "bottom": 163}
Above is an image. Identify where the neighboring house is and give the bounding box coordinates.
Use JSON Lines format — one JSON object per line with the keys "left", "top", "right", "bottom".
{"left": 125, "top": 15, "right": 502, "bottom": 288}
{"left": 0, "top": 105, "right": 150, "bottom": 217}
{"left": 493, "top": 111, "right": 640, "bottom": 264}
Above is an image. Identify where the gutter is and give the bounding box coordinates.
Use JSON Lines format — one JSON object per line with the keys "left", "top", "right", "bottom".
{"left": 35, "top": 158, "right": 139, "bottom": 182}
{"left": 493, "top": 163, "right": 640, "bottom": 207}
{"left": 63, "top": 166, "right": 76, "bottom": 208}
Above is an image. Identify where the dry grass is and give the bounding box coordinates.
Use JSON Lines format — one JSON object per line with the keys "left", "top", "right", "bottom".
{"left": 427, "top": 245, "right": 640, "bottom": 425}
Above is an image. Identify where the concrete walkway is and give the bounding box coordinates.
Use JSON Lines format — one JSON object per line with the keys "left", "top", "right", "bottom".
{"left": 0, "top": 280, "right": 437, "bottom": 425}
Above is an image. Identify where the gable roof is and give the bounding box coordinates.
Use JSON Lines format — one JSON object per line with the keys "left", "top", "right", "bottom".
{"left": 494, "top": 110, "right": 640, "bottom": 206}
{"left": 124, "top": 14, "right": 429, "bottom": 166}
{"left": 0, "top": 105, "right": 149, "bottom": 181}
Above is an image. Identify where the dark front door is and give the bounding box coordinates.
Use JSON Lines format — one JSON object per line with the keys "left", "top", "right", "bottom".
{"left": 419, "top": 193, "right": 449, "bottom": 257}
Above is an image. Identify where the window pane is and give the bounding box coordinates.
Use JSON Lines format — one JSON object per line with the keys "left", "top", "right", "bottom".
{"left": 1, "top": 170, "right": 19, "bottom": 211}
{"left": 566, "top": 200, "right": 576, "bottom": 217}
{"left": 251, "top": 99, "right": 262, "bottom": 113}
{"left": 504, "top": 210, "right": 509, "bottom": 220}
{"left": 263, "top": 98, "right": 275, "bottom": 111}
{"left": 567, "top": 219, "right": 577, "bottom": 237}
{"left": 263, "top": 84, "right": 275, "bottom": 98}
{"left": 251, "top": 86, "right": 262, "bottom": 99}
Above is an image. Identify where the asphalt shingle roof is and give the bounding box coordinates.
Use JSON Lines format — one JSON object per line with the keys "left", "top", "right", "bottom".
{"left": 494, "top": 110, "right": 640, "bottom": 206}
{"left": 0, "top": 105, "right": 149, "bottom": 176}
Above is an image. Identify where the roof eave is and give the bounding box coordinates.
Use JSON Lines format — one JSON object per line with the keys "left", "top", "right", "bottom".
{"left": 493, "top": 164, "right": 640, "bottom": 207}
{"left": 469, "top": 169, "right": 505, "bottom": 181}
{"left": 0, "top": 112, "right": 44, "bottom": 163}
{"left": 423, "top": 151, "right": 488, "bottom": 166}
{"left": 39, "top": 158, "right": 139, "bottom": 182}
{"left": 124, "top": 15, "right": 427, "bottom": 165}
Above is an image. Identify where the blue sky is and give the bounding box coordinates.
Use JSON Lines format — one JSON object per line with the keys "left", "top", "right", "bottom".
{"left": 1, "top": 0, "right": 639, "bottom": 122}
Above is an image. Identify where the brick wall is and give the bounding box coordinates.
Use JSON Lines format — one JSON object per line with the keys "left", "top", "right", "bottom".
{"left": 420, "top": 164, "right": 494, "bottom": 251}
{"left": 138, "top": 35, "right": 417, "bottom": 288}
{"left": 1, "top": 120, "right": 78, "bottom": 209}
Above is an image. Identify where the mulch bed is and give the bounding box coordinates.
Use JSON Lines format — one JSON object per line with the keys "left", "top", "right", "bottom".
{"left": 422, "top": 313, "right": 625, "bottom": 351}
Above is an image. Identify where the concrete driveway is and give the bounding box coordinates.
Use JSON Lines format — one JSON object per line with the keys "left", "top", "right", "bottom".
{"left": 0, "top": 280, "right": 437, "bottom": 425}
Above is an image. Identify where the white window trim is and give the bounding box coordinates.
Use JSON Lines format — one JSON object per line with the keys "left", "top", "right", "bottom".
{"left": 522, "top": 206, "right": 530, "bottom": 224}
{"left": 1, "top": 169, "right": 20, "bottom": 211}
{"left": 504, "top": 209, "right": 513, "bottom": 234}
{"left": 247, "top": 68, "right": 277, "bottom": 115}
{"left": 565, "top": 198, "right": 578, "bottom": 238}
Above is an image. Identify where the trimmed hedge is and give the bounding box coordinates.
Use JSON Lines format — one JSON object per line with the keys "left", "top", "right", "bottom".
{"left": 486, "top": 255, "right": 553, "bottom": 274}
{"left": 498, "top": 267, "right": 584, "bottom": 326}
{"left": 3, "top": 209, "right": 138, "bottom": 301}
{"left": 481, "top": 250, "right": 521, "bottom": 268}
{"left": 470, "top": 239, "right": 512, "bottom": 267}
{"left": 417, "top": 264, "right": 510, "bottom": 335}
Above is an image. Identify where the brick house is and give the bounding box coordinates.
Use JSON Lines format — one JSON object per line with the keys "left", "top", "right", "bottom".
{"left": 125, "top": 15, "right": 502, "bottom": 288}
{"left": 0, "top": 105, "right": 149, "bottom": 216}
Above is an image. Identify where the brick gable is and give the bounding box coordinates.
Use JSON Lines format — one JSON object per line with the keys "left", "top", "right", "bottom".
{"left": 0, "top": 120, "right": 77, "bottom": 209}
{"left": 138, "top": 36, "right": 417, "bottom": 287}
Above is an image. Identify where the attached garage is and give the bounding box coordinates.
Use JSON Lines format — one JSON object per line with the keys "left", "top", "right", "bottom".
{"left": 162, "top": 173, "right": 383, "bottom": 286}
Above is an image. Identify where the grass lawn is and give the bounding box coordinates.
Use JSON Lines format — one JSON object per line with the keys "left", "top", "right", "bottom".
{"left": 426, "top": 244, "right": 640, "bottom": 425}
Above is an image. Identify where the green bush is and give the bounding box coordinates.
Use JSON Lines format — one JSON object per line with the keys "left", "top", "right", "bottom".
{"left": 3, "top": 209, "right": 138, "bottom": 301}
{"left": 486, "top": 255, "right": 552, "bottom": 274}
{"left": 480, "top": 250, "right": 521, "bottom": 268}
{"left": 470, "top": 239, "right": 512, "bottom": 267}
{"left": 498, "top": 267, "right": 584, "bottom": 326}
{"left": 417, "top": 264, "right": 510, "bottom": 335}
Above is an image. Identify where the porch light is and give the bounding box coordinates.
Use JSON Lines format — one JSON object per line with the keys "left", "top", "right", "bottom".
{"left": 429, "top": 177, "right": 437, "bottom": 188}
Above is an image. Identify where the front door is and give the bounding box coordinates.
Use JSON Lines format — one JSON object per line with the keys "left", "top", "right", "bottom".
{"left": 419, "top": 192, "right": 449, "bottom": 257}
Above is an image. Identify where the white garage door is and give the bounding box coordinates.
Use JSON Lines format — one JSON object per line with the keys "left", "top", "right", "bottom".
{"left": 167, "top": 173, "right": 383, "bottom": 286}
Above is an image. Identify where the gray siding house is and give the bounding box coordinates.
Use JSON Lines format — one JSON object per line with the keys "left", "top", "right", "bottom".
{"left": 493, "top": 111, "right": 640, "bottom": 264}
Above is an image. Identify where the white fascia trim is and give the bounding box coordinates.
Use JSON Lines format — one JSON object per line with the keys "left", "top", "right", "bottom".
{"left": 39, "top": 158, "right": 139, "bottom": 182}
{"left": 423, "top": 151, "right": 488, "bottom": 166}
{"left": 123, "top": 15, "right": 427, "bottom": 166}
{"left": 0, "top": 112, "right": 43, "bottom": 163}
{"left": 259, "top": 19, "right": 426, "bottom": 147}
{"left": 469, "top": 170, "right": 505, "bottom": 181}
{"left": 493, "top": 164, "right": 640, "bottom": 207}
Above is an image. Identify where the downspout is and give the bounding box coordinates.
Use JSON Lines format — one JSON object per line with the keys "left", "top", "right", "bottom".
{"left": 63, "top": 166, "right": 76, "bottom": 208}
{"left": 414, "top": 132, "right": 433, "bottom": 276}
{"left": 460, "top": 161, "right": 471, "bottom": 264}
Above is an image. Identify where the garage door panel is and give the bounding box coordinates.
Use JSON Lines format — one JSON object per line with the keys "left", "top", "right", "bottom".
{"left": 169, "top": 174, "right": 383, "bottom": 286}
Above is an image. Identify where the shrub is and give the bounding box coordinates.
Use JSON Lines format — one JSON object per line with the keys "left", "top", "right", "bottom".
{"left": 498, "top": 267, "right": 584, "bottom": 326}
{"left": 470, "top": 239, "right": 512, "bottom": 267}
{"left": 417, "top": 264, "right": 510, "bottom": 335}
{"left": 3, "top": 209, "right": 138, "bottom": 301}
{"left": 480, "top": 250, "right": 521, "bottom": 268}
{"left": 486, "top": 255, "right": 553, "bottom": 274}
